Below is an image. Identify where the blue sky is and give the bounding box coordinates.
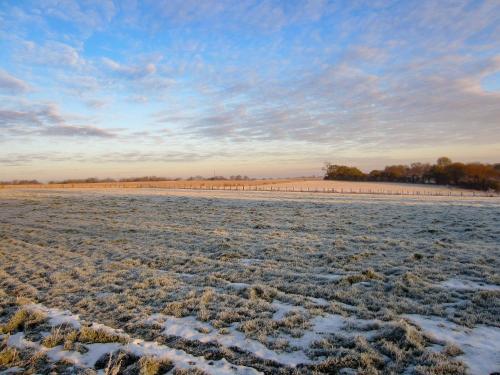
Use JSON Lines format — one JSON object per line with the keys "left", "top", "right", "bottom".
{"left": 0, "top": 0, "right": 499, "bottom": 180}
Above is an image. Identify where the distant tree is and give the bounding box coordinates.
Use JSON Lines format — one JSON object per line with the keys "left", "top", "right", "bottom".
{"left": 323, "top": 164, "right": 366, "bottom": 181}
{"left": 382, "top": 165, "right": 409, "bottom": 182}
{"left": 427, "top": 157, "right": 454, "bottom": 185}
{"left": 368, "top": 169, "right": 384, "bottom": 181}
{"left": 0, "top": 180, "right": 41, "bottom": 185}
{"left": 437, "top": 156, "right": 452, "bottom": 167}
{"left": 207, "top": 176, "right": 227, "bottom": 180}
{"left": 324, "top": 157, "right": 499, "bottom": 191}
{"left": 462, "top": 163, "right": 499, "bottom": 190}
{"left": 445, "top": 162, "right": 466, "bottom": 185}
{"left": 427, "top": 165, "right": 448, "bottom": 185}
{"left": 408, "top": 163, "right": 431, "bottom": 183}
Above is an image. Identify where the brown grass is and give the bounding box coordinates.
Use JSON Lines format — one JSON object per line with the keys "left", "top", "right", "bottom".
{"left": 0, "top": 348, "right": 19, "bottom": 366}
{"left": 0, "top": 178, "right": 303, "bottom": 190}
{"left": 0, "top": 309, "right": 46, "bottom": 334}
{"left": 78, "top": 326, "right": 129, "bottom": 344}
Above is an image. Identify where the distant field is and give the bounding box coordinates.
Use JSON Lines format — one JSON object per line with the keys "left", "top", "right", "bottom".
{"left": 0, "top": 188, "right": 499, "bottom": 374}
{"left": 0, "top": 178, "right": 301, "bottom": 190}
{"left": 269, "top": 180, "right": 485, "bottom": 196}
{"left": 1, "top": 179, "right": 495, "bottom": 197}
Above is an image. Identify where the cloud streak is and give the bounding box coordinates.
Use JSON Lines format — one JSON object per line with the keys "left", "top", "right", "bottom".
{"left": 0, "top": 0, "right": 499, "bottom": 179}
{"left": 0, "top": 69, "right": 31, "bottom": 94}
{"left": 0, "top": 102, "right": 117, "bottom": 139}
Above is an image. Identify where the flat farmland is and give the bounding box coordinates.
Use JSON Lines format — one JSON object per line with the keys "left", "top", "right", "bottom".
{"left": 268, "top": 180, "right": 485, "bottom": 196}
{"left": 0, "top": 179, "right": 300, "bottom": 190}
{"left": 1, "top": 179, "right": 494, "bottom": 197}
{"left": 0, "top": 189, "right": 499, "bottom": 374}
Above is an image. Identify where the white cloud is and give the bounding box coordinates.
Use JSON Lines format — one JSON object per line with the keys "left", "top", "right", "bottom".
{"left": 0, "top": 69, "right": 31, "bottom": 94}
{"left": 102, "top": 57, "right": 157, "bottom": 79}
{"left": 20, "top": 40, "right": 86, "bottom": 68}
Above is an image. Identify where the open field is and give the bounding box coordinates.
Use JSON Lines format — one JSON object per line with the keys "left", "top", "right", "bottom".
{"left": 1, "top": 179, "right": 495, "bottom": 197}
{"left": 0, "top": 188, "right": 499, "bottom": 374}
{"left": 265, "top": 181, "right": 488, "bottom": 196}
{"left": 0, "top": 179, "right": 301, "bottom": 190}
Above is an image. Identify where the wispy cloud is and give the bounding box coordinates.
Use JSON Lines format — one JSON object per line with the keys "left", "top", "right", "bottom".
{"left": 0, "top": 0, "right": 499, "bottom": 179}
{"left": 0, "top": 69, "right": 31, "bottom": 94}
{"left": 0, "top": 150, "right": 226, "bottom": 165}
{"left": 41, "top": 124, "right": 116, "bottom": 138}
{"left": 38, "top": 0, "right": 116, "bottom": 30}
{"left": 102, "top": 57, "right": 157, "bottom": 79}
{"left": 0, "top": 102, "right": 117, "bottom": 139}
{"left": 18, "top": 40, "right": 86, "bottom": 68}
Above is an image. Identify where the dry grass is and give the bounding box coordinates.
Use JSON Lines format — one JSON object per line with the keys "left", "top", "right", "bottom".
{"left": 41, "top": 326, "right": 66, "bottom": 348}
{"left": 1, "top": 177, "right": 491, "bottom": 197}
{"left": 0, "top": 309, "right": 46, "bottom": 334}
{"left": 138, "top": 356, "right": 174, "bottom": 375}
{"left": 0, "top": 188, "right": 498, "bottom": 374}
{"left": 270, "top": 179, "right": 484, "bottom": 195}
{"left": 79, "top": 326, "right": 129, "bottom": 344}
{"left": 0, "top": 178, "right": 301, "bottom": 190}
{"left": 0, "top": 347, "right": 19, "bottom": 366}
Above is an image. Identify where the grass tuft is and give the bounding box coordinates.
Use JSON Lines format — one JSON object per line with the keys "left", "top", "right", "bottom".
{"left": 79, "top": 326, "right": 128, "bottom": 344}
{"left": 0, "top": 309, "right": 46, "bottom": 334}
{"left": 0, "top": 347, "right": 19, "bottom": 366}
{"left": 138, "top": 356, "right": 174, "bottom": 375}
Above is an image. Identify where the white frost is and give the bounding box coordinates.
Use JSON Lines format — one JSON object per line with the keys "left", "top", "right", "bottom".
{"left": 26, "top": 303, "right": 81, "bottom": 329}
{"left": 149, "top": 308, "right": 379, "bottom": 366}
{"left": 404, "top": 314, "right": 500, "bottom": 375}
{"left": 4, "top": 304, "right": 261, "bottom": 375}
{"left": 440, "top": 278, "right": 500, "bottom": 291}
{"left": 127, "top": 339, "right": 261, "bottom": 375}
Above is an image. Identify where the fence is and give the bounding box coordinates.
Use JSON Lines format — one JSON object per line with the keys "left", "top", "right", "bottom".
{"left": 155, "top": 184, "right": 497, "bottom": 197}
{"left": 2, "top": 182, "right": 498, "bottom": 197}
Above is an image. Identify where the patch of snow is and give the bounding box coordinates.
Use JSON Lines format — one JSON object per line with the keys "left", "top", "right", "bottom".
{"left": 308, "top": 297, "right": 330, "bottom": 306}
{"left": 5, "top": 304, "right": 261, "bottom": 375}
{"left": 148, "top": 310, "right": 379, "bottom": 367}
{"left": 48, "top": 342, "right": 122, "bottom": 367}
{"left": 440, "top": 278, "right": 500, "bottom": 291}
{"left": 313, "top": 274, "right": 343, "bottom": 281}
{"left": 226, "top": 282, "right": 250, "bottom": 291}
{"left": 26, "top": 303, "right": 81, "bottom": 329}
{"left": 271, "top": 301, "right": 305, "bottom": 320}
{"left": 240, "top": 258, "right": 261, "bottom": 265}
{"left": 0, "top": 367, "right": 24, "bottom": 374}
{"left": 148, "top": 314, "right": 311, "bottom": 365}
{"left": 127, "top": 339, "right": 261, "bottom": 375}
{"left": 7, "top": 331, "right": 121, "bottom": 368}
{"left": 404, "top": 314, "right": 500, "bottom": 375}
{"left": 7, "top": 332, "right": 38, "bottom": 350}
{"left": 172, "top": 272, "right": 196, "bottom": 280}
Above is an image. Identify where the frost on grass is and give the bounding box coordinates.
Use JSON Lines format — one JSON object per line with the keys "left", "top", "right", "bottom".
{"left": 2, "top": 303, "right": 260, "bottom": 374}
{"left": 404, "top": 314, "right": 500, "bottom": 375}
{"left": 440, "top": 278, "right": 500, "bottom": 292}
{"left": 0, "top": 188, "right": 499, "bottom": 374}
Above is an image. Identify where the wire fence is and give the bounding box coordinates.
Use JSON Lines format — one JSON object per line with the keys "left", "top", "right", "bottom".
{"left": 148, "top": 184, "right": 497, "bottom": 197}
{"left": 2, "top": 183, "right": 498, "bottom": 197}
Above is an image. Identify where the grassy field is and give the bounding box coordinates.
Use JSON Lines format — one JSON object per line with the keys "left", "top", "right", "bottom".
{"left": 1, "top": 179, "right": 494, "bottom": 197}
{"left": 0, "top": 188, "right": 499, "bottom": 374}
{"left": 0, "top": 179, "right": 300, "bottom": 190}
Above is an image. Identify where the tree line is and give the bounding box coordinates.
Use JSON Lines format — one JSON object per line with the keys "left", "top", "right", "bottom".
{"left": 0, "top": 179, "right": 41, "bottom": 185}
{"left": 1, "top": 175, "right": 254, "bottom": 185}
{"left": 324, "top": 157, "right": 500, "bottom": 191}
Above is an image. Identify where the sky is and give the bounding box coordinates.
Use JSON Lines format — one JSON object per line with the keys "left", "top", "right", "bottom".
{"left": 0, "top": 0, "right": 499, "bottom": 181}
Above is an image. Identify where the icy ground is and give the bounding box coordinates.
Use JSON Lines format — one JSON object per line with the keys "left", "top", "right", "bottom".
{"left": 0, "top": 188, "right": 499, "bottom": 374}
